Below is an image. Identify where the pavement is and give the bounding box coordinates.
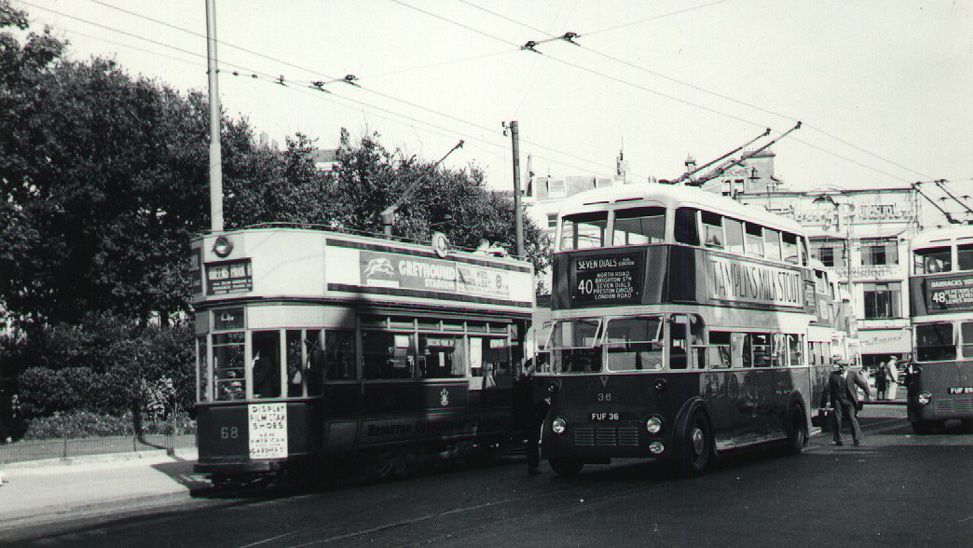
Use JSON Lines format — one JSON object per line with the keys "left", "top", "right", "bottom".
{"left": 0, "top": 448, "right": 206, "bottom": 532}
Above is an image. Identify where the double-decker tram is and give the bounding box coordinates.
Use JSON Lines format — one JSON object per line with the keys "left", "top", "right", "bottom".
{"left": 191, "top": 227, "right": 534, "bottom": 482}
{"left": 535, "top": 184, "right": 838, "bottom": 477}
{"left": 907, "top": 226, "right": 973, "bottom": 434}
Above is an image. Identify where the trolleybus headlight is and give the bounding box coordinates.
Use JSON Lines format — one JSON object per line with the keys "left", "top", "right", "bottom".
{"left": 649, "top": 440, "right": 665, "bottom": 455}
{"left": 917, "top": 392, "right": 932, "bottom": 406}
{"left": 551, "top": 417, "right": 567, "bottom": 435}
{"left": 646, "top": 416, "right": 664, "bottom": 434}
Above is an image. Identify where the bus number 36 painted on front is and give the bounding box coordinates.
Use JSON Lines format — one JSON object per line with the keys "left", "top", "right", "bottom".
{"left": 597, "top": 392, "right": 612, "bottom": 402}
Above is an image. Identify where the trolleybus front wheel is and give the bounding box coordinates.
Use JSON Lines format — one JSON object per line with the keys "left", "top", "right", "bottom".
{"left": 784, "top": 405, "right": 807, "bottom": 455}
{"left": 676, "top": 411, "right": 712, "bottom": 478}
{"left": 548, "top": 457, "right": 584, "bottom": 476}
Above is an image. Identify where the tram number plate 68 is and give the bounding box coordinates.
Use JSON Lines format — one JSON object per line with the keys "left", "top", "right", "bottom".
{"left": 590, "top": 412, "right": 620, "bottom": 421}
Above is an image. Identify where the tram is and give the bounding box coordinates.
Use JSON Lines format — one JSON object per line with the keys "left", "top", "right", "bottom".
{"left": 191, "top": 227, "right": 534, "bottom": 481}
{"left": 534, "top": 184, "right": 844, "bottom": 477}
{"left": 907, "top": 226, "right": 973, "bottom": 433}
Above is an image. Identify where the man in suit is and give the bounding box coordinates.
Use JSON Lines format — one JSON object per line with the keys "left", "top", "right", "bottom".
{"left": 822, "top": 358, "right": 871, "bottom": 446}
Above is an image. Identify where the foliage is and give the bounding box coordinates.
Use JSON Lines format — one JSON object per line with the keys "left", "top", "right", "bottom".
{"left": 23, "top": 409, "right": 196, "bottom": 439}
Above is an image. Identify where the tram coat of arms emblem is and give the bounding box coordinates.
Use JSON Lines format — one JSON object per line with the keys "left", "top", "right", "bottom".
{"left": 440, "top": 388, "right": 449, "bottom": 406}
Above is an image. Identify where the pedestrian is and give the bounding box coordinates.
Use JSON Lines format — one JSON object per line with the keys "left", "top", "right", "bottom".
{"left": 875, "top": 360, "right": 888, "bottom": 400}
{"left": 821, "top": 358, "right": 871, "bottom": 446}
{"left": 886, "top": 356, "right": 899, "bottom": 400}
{"left": 518, "top": 359, "right": 550, "bottom": 475}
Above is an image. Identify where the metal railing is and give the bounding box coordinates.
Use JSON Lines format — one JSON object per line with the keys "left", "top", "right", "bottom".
{"left": 0, "top": 431, "right": 196, "bottom": 465}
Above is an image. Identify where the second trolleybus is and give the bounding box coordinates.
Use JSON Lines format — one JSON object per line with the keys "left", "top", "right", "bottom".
{"left": 535, "top": 184, "right": 852, "bottom": 476}
{"left": 907, "top": 225, "right": 973, "bottom": 433}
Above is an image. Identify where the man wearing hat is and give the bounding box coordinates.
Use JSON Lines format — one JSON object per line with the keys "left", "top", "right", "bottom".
{"left": 822, "top": 358, "right": 871, "bottom": 446}
{"left": 885, "top": 355, "right": 899, "bottom": 400}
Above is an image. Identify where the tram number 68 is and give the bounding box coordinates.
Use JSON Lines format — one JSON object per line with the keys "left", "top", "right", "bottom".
{"left": 220, "top": 426, "right": 239, "bottom": 439}
{"left": 597, "top": 392, "right": 612, "bottom": 402}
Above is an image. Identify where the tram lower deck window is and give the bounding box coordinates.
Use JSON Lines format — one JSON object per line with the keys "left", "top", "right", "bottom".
{"left": 363, "top": 331, "right": 415, "bottom": 379}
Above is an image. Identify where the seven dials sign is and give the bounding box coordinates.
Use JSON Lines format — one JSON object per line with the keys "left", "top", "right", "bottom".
{"left": 431, "top": 232, "right": 449, "bottom": 258}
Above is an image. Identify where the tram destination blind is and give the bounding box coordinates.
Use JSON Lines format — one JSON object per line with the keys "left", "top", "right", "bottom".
{"left": 571, "top": 252, "right": 644, "bottom": 306}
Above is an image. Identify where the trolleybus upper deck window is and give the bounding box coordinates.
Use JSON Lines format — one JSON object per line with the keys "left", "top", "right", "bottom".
{"left": 603, "top": 316, "right": 663, "bottom": 372}
{"left": 959, "top": 243, "right": 973, "bottom": 271}
{"left": 745, "top": 223, "right": 765, "bottom": 258}
{"left": 914, "top": 246, "right": 952, "bottom": 274}
{"left": 674, "top": 207, "right": 700, "bottom": 246}
{"left": 724, "top": 217, "right": 744, "bottom": 255}
{"left": 546, "top": 318, "right": 602, "bottom": 373}
{"left": 782, "top": 232, "right": 799, "bottom": 264}
{"left": 764, "top": 228, "right": 782, "bottom": 261}
{"left": 612, "top": 206, "right": 666, "bottom": 246}
{"left": 701, "top": 211, "right": 725, "bottom": 248}
{"left": 560, "top": 212, "right": 608, "bottom": 251}
{"left": 915, "top": 322, "right": 956, "bottom": 362}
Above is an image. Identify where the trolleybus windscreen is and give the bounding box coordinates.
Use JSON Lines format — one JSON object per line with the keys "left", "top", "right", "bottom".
{"left": 603, "top": 316, "right": 664, "bottom": 372}
{"left": 546, "top": 319, "right": 602, "bottom": 374}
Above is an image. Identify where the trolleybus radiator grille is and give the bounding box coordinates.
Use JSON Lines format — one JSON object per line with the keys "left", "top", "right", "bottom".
{"left": 574, "top": 426, "right": 640, "bottom": 447}
{"left": 937, "top": 397, "right": 973, "bottom": 415}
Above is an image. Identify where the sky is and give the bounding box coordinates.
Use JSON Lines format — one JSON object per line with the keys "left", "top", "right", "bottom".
{"left": 12, "top": 0, "right": 973, "bottom": 197}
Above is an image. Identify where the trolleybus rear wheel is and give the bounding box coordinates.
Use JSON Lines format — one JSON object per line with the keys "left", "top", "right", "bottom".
{"left": 548, "top": 457, "right": 584, "bottom": 476}
{"left": 784, "top": 405, "right": 807, "bottom": 455}
{"left": 678, "top": 411, "right": 712, "bottom": 477}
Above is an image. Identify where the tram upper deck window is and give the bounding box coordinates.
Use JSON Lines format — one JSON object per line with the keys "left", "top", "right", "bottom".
{"left": 724, "top": 218, "right": 744, "bottom": 255}
{"left": 914, "top": 246, "right": 951, "bottom": 274}
{"left": 782, "top": 232, "right": 799, "bottom": 264}
{"left": 603, "top": 316, "right": 663, "bottom": 372}
{"left": 560, "top": 212, "right": 608, "bottom": 251}
{"left": 674, "top": 207, "right": 700, "bottom": 245}
{"left": 959, "top": 244, "right": 973, "bottom": 271}
{"left": 612, "top": 207, "right": 666, "bottom": 246}
{"left": 745, "top": 223, "right": 765, "bottom": 258}
{"left": 701, "top": 211, "right": 724, "bottom": 248}
{"left": 915, "top": 322, "right": 955, "bottom": 362}
{"left": 547, "top": 319, "right": 602, "bottom": 373}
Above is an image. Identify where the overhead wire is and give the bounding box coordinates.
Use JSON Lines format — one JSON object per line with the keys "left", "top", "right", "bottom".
{"left": 457, "top": 0, "right": 935, "bottom": 184}
{"left": 23, "top": 1, "right": 621, "bottom": 178}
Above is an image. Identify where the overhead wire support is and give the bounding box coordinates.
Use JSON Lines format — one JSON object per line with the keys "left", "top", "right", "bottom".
{"left": 693, "top": 121, "right": 802, "bottom": 186}
{"left": 933, "top": 179, "right": 973, "bottom": 216}
{"left": 912, "top": 182, "right": 960, "bottom": 225}
{"left": 521, "top": 32, "right": 581, "bottom": 53}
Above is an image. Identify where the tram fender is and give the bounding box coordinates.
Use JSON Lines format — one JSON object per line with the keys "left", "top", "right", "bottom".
{"left": 672, "top": 397, "right": 711, "bottom": 455}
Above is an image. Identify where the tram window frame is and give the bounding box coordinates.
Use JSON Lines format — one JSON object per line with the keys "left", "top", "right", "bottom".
{"left": 471, "top": 336, "right": 513, "bottom": 382}
{"left": 914, "top": 246, "right": 952, "bottom": 274}
{"left": 724, "top": 217, "right": 745, "bottom": 255}
{"left": 782, "top": 232, "right": 799, "bottom": 264}
{"left": 286, "top": 330, "right": 305, "bottom": 397}
{"left": 708, "top": 331, "right": 732, "bottom": 369}
{"left": 961, "top": 322, "right": 973, "bottom": 359}
{"left": 959, "top": 244, "right": 973, "bottom": 271}
{"left": 745, "top": 223, "right": 765, "bottom": 258}
{"left": 612, "top": 206, "right": 666, "bottom": 246}
{"left": 764, "top": 228, "right": 782, "bottom": 261}
{"left": 915, "top": 322, "right": 956, "bottom": 362}
{"left": 197, "top": 336, "right": 209, "bottom": 402}
{"left": 560, "top": 211, "right": 608, "bottom": 251}
{"left": 418, "top": 333, "right": 466, "bottom": 379}
{"left": 212, "top": 331, "right": 246, "bottom": 401}
{"left": 674, "top": 207, "right": 700, "bottom": 246}
{"left": 362, "top": 330, "right": 416, "bottom": 380}
{"left": 701, "top": 211, "right": 725, "bottom": 249}
{"left": 324, "top": 329, "right": 357, "bottom": 382}
{"left": 251, "top": 330, "right": 282, "bottom": 399}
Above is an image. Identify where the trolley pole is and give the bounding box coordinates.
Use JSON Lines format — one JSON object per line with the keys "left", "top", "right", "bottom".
{"left": 206, "top": 0, "right": 224, "bottom": 233}
{"left": 505, "top": 121, "right": 525, "bottom": 258}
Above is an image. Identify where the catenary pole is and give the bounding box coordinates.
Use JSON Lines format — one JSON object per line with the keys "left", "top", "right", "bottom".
{"left": 508, "top": 121, "right": 524, "bottom": 258}
{"left": 206, "top": 0, "right": 224, "bottom": 232}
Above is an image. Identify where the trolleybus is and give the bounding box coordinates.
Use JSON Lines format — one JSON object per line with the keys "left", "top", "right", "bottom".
{"left": 535, "top": 184, "right": 842, "bottom": 476}
{"left": 907, "top": 226, "right": 973, "bottom": 434}
{"left": 191, "top": 227, "right": 534, "bottom": 482}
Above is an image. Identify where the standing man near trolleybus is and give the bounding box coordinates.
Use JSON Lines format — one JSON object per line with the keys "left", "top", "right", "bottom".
{"left": 822, "top": 358, "right": 871, "bottom": 446}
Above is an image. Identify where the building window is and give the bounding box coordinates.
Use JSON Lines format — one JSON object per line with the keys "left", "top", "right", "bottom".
{"left": 812, "top": 238, "right": 845, "bottom": 269}
{"left": 547, "top": 179, "right": 565, "bottom": 198}
{"left": 860, "top": 237, "right": 899, "bottom": 266}
{"left": 547, "top": 214, "right": 557, "bottom": 229}
{"left": 863, "top": 282, "right": 901, "bottom": 319}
